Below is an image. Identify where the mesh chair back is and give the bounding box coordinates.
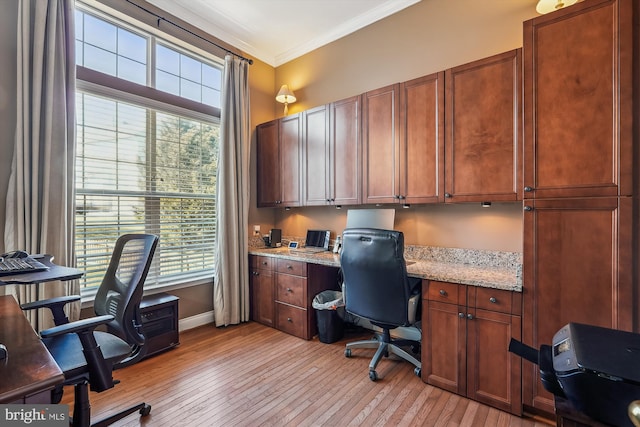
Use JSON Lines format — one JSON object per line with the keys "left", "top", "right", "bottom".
{"left": 94, "top": 234, "right": 159, "bottom": 348}
{"left": 340, "top": 228, "right": 412, "bottom": 328}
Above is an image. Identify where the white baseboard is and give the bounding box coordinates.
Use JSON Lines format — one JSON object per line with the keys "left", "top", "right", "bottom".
{"left": 179, "top": 310, "right": 214, "bottom": 331}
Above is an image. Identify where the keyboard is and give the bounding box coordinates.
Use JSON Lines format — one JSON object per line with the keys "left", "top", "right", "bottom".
{"left": 0, "top": 257, "right": 49, "bottom": 276}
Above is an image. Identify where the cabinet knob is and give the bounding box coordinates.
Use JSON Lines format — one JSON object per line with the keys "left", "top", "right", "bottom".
{"left": 459, "top": 312, "right": 465, "bottom": 318}
{"left": 524, "top": 186, "right": 533, "bottom": 192}
{"left": 445, "top": 193, "right": 452, "bottom": 198}
{"left": 439, "top": 289, "right": 447, "bottom": 296}
{"left": 286, "top": 287, "right": 292, "bottom": 292}
{"left": 489, "top": 297, "right": 497, "bottom": 303}
{"left": 262, "top": 261, "right": 268, "bottom": 265}
{"left": 467, "top": 313, "right": 474, "bottom": 320}
{"left": 287, "top": 317, "right": 292, "bottom": 322}
{"left": 524, "top": 206, "right": 533, "bottom": 211}
{"left": 399, "top": 195, "right": 405, "bottom": 200}
{"left": 287, "top": 265, "right": 293, "bottom": 269}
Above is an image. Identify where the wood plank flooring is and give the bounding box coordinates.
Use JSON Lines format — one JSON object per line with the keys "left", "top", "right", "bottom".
{"left": 62, "top": 322, "right": 553, "bottom": 426}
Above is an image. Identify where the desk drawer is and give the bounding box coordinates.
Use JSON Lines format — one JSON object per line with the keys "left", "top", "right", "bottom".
{"left": 276, "top": 274, "right": 306, "bottom": 307}
{"left": 276, "top": 259, "right": 306, "bottom": 276}
{"left": 428, "top": 281, "right": 462, "bottom": 304}
{"left": 472, "top": 287, "right": 513, "bottom": 314}
{"left": 252, "top": 256, "right": 274, "bottom": 271}
{"left": 276, "top": 303, "right": 306, "bottom": 338}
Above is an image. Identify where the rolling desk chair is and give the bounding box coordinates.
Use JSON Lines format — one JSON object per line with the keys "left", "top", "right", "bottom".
{"left": 341, "top": 228, "right": 422, "bottom": 381}
{"left": 22, "top": 234, "right": 159, "bottom": 427}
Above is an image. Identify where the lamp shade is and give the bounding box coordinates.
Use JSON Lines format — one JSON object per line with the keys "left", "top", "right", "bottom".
{"left": 536, "top": 0, "right": 578, "bottom": 14}
{"left": 275, "top": 85, "right": 296, "bottom": 104}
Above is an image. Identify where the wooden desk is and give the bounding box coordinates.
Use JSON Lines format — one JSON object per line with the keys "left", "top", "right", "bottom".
{"left": 0, "top": 295, "right": 64, "bottom": 403}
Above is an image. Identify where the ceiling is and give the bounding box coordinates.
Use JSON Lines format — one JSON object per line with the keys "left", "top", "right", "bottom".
{"left": 145, "top": 0, "right": 422, "bottom": 67}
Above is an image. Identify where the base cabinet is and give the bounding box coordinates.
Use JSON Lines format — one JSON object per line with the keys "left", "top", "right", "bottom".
{"left": 422, "top": 281, "right": 522, "bottom": 415}
{"left": 250, "top": 255, "right": 339, "bottom": 340}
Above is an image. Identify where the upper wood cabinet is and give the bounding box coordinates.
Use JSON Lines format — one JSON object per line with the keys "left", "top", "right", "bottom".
{"left": 303, "top": 96, "right": 361, "bottom": 206}
{"left": 523, "top": 0, "right": 635, "bottom": 199}
{"left": 362, "top": 84, "right": 401, "bottom": 204}
{"left": 445, "top": 49, "right": 522, "bottom": 203}
{"left": 257, "top": 114, "right": 302, "bottom": 207}
{"left": 400, "top": 73, "right": 445, "bottom": 204}
{"left": 363, "top": 77, "right": 445, "bottom": 205}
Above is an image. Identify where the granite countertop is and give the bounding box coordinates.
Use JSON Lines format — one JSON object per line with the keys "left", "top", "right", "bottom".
{"left": 248, "top": 245, "right": 522, "bottom": 292}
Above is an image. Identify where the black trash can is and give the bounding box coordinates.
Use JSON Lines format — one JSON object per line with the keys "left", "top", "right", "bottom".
{"left": 312, "top": 290, "right": 345, "bottom": 344}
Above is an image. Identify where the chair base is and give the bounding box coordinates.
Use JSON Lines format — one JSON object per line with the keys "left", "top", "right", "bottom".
{"left": 345, "top": 329, "right": 421, "bottom": 381}
{"left": 70, "top": 381, "right": 151, "bottom": 427}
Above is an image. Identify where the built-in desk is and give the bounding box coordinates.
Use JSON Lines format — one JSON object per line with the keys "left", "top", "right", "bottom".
{"left": 0, "top": 295, "right": 63, "bottom": 403}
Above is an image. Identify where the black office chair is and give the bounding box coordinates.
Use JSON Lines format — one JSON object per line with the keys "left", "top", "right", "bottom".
{"left": 22, "top": 234, "right": 159, "bottom": 427}
{"left": 340, "top": 228, "right": 422, "bottom": 381}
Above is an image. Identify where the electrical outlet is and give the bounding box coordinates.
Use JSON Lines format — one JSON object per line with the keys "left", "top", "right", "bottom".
{"left": 253, "top": 225, "right": 261, "bottom": 236}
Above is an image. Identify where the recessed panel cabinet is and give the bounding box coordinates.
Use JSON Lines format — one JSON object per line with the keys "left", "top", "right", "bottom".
{"left": 249, "top": 255, "right": 275, "bottom": 327}
{"left": 445, "top": 49, "right": 522, "bottom": 202}
{"left": 523, "top": 0, "right": 634, "bottom": 199}
{"left": 256, "top": 114, "right": 302, "bottom": 207}
{"left": 422, "top": 281, "right": 522, "bottom": 415}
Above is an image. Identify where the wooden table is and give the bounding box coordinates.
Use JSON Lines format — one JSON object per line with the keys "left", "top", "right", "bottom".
{"left": 0, "top": 295, "right": 64, "bottom": 403}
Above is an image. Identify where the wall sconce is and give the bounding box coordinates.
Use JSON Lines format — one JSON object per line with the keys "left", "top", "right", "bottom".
{"left": 536, "top": 0, "right": 577, "bottom": 14}
{"left": 481, "top": 202, "right": 492, "bottom": 208}
{"left": 276, "top": 84, "right": 297, "bottom": 115}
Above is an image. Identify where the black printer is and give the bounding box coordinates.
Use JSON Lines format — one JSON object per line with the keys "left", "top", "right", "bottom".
{"left": 511, "top": 323, "right": 640, "bottom": 427}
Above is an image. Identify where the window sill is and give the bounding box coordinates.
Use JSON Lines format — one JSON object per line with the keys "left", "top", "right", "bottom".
{"left": 80, "top": 276, "right": 214, "bottom": 309}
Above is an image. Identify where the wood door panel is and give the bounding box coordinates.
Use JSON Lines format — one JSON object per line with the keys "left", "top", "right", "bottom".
{"left": 256, "top": 120, "right": 279, "bottom": 207}
{"left": 445, "top": 49, "right": 521, "bottom": 202}
{"left": 423, "top": 300, "right": 465, "bottom": 395}
{"left": 254, "top": 268, "right": 275, "bottom": 327}
{"left": 279, "top": 114, "right": 301, "bottom": 206}
{"left": 303, "top": 105, "right": 330, "bottom": 205}
{"left": 400, "top": 72, "right": 444, "bottom": 204}
{"left": 522, "top": 196, "right": 634, "bottom": 413}
{"left": 467, "top": 308, "right": 521, "bottom": 414}
{"left": 523, "top": 0, "right": 634, "bottom": 198}
{"left": 331, "top": 96, "right": 361, "bottom": 205}
{"left": 362, "top": 84, "right": 399, "bottom": 204}
{"left": 275, "top": 274, "right": 306, "bottom": 308}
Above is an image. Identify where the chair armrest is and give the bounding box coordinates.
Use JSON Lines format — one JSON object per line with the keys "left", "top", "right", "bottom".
{"left": 21, "top": 295, "right": 80, "bottom": 325}
{"left": 40, "top": 315, "right": 114, "bottom": 339}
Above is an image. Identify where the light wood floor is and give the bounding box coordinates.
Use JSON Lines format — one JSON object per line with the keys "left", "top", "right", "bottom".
{"left": 62, "top": 322, "right": 553, "bottom": 426}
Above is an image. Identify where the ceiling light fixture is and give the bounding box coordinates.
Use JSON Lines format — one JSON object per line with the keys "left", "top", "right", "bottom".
{"left": 536, "top": 0, "right": 578, "bottom": 14}
{"left": 276, "top": 84, "right": 297, "bottom": 115}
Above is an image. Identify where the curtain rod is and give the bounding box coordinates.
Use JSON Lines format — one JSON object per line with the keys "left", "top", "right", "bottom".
{"left": 124, "top": 0, "right": 254, "bottom": 65}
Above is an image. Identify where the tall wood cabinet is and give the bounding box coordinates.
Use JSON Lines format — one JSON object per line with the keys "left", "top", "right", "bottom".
{"left": 521, "top": 0, "right": 638, "bottom": 415}
{"left": 256, "top": 114, "right": 302, "bottom": 207}
{"left": 444, "top": 49, "right": 522, "bottom": 203}
{"left": 422, "top": 281, "right": 522, "bottom": 415}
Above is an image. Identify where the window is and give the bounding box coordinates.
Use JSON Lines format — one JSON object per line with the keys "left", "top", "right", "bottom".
{"left": 75, "top": 4, "right": 222, "bottom": 291}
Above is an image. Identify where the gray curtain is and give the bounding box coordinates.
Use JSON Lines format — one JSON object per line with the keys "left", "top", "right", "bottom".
{"left": 4, "top": 0, "right": 77, "bottom": 330}
{"left": 213, "top": 55, "right": 251, "bottom": 326}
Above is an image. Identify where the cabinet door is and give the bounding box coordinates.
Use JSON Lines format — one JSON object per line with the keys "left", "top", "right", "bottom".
{"left": 362, "top": 84, "right": 400, "bottom": 204}
{"left": 400, "top": 72, "right": 445, "bottom": 204}
{"left": 303, "top": 105, "right": 330, "bottom": 206}
{"left": 522, "top": 196, "right": 634, "bottom": 414}
{"left": 523, "top": 0, "right": 634, "bottom": 199}
{"left": 252, "top": 267, "right": 275, "bottom": 327}
{"left": 467, "top": 308, "right": 522, "bottom": 415}
{"left": 423, "top": 300, "right": 466, "bottom": 395}
{"left": 279, "top": 114, "right": 302, "bottom": 206}
{"left": 256, "top": 120, "right": 280, "bottom": 207}
{"left": 331, "top": 95, "right": 361, "bottom": 206}
{"left": 445, "top": 49, "right": 522, "bottom": 202}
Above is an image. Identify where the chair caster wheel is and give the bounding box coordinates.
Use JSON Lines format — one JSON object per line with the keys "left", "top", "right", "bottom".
{"left": 140, "top": 404, "right": 151, "bottom": 417}
{"left": 369, "top": 370, "right": 378, "bottom": 381}
{"left": 414, "top": 367, "right": 421, "bottom": 377}
{"left": 345, "top": 348, "right": 352, "bottom": 358}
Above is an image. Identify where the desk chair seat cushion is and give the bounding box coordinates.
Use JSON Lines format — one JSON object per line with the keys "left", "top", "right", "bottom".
{"left": 43, "top": 331, "right": 131, "bottom": 381}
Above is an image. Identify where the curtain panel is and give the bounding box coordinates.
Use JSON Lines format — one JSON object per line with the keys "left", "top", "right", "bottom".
{"left": 213, "top": 55, "right": 251, "bottom": 326}
{"left": 4, "top": 0, "right": 78, "bottom": 329}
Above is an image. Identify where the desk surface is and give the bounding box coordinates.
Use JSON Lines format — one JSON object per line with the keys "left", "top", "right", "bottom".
{"left": 0, "top": 295, "right": 63, "bottom": 403}
{"left": 0, "top": 254, "right": 83, "bottom": 285}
